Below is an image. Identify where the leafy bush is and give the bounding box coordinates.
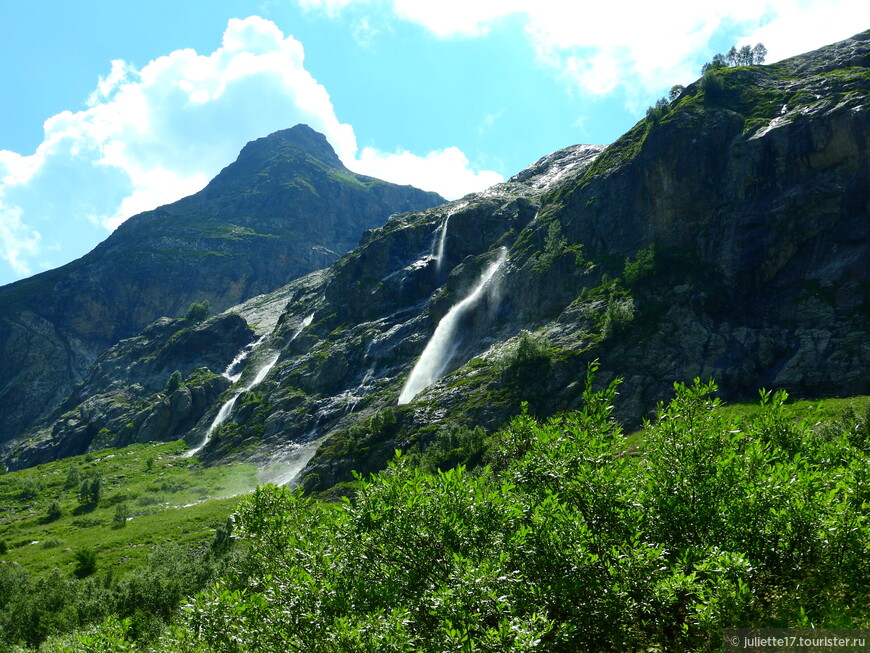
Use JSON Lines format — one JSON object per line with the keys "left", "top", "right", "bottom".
{"left": 165, "top": 372, "right": 870, "bottom": 652}
{"left": 78, "top": 475, "right": 102, "bottom": 508}
{"left": 185, "top": 300, "right": 211, "bottom": 323}
{"left": 19, "top": 476, "right": 41, "bottom": 501}
{"left": 73, "top": 549, "right": 98, "bottom": 579}
{"left": 601, "top": 294, "right": 634, "bottom": 339}
{"left": 46, "top": 499, "right": 63, "bottom": 521}
{"left": 623, "top": 243, "right": 656, "bottom": 288}
{"left": 113, "top": 503, "right": 130, "bottom": 528}
{"left": 497, "top": 330, "right": 553, "bottom": 385}
{"left": 645, "top": 96, "right": 669, "bottom": 123}
{"left": 64, "top": 465, "right": 82, "bottom": 489}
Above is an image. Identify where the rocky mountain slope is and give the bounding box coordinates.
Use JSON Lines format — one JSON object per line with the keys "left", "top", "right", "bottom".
{"left": 5, "top": 32, "right": 868, "bottom": 484}
{"left": 0, "top": 125, "right": 444, "bottom": 444}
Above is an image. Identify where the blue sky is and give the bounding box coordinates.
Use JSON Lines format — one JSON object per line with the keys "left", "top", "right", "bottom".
{"left": 1, "top": 1, "right": 867, "bottom": 286}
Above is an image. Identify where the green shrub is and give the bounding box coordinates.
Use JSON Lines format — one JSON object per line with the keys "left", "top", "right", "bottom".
{"left": 41, "top": 537, "right": 64, "bottom": 550}
{"left": 497, "top": 330, "right": 552, "bottom": 385}
{"left": 171, "top": 370, "right": 870, "bottom": 651}
{"left": 73, "top": 549, "right": 98, "bottom": 579}
{"left": 46, "top": 499, "right": 63, "bottom": 521}
{"left": 185, "top": 300, "right": 211, "bottom": 323}
{"left": 113, "top": 503, "right": 130, "bottom": 528}
{"left": 164, "top": 370, "right": 182, "bottom": 395}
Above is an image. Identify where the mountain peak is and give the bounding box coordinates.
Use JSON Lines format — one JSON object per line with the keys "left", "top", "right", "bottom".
{"left": 235, "top": 124, "right": 346, "bottom": 171}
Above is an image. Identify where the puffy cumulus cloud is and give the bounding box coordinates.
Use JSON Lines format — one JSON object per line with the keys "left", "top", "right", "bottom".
{"left": 302, "top": 0, "right": 870, "bottom": 98}
{"left": 0, "top": 15, "right": 499, "bottom": 284}
{"left": 352, "top": 146, "right": 503, "bottom": 199}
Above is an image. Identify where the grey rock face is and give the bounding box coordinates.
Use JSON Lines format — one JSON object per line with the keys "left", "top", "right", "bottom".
{"left": 3, "top": 313, "right": 253, "bottom": 468}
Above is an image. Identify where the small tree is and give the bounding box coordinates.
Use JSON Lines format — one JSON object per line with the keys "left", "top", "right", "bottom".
{"left": 64, "top": 465, "right": 81, "bottom": 489}
{"left": 19, "top": 476, "right": 40, "bottom": 501}
{"left": 78, "top": 476, "right": 102, "bottom": 507}
{"left": 185, "top": 299, "right": 211, "bottom": 323}
{"left": 74, "top": 548, "right": 98, "bottom": 578}
{"left": 646, "top": 97, "right": 670, "bottom": 123}
{"left": 46, "top": 499, "right": 63, "bottom": 521}
{"left": 113, "top": 503, "right": 130, "bottom": 528}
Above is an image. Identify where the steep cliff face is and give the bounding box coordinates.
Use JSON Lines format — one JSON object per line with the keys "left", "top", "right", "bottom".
{"left": 5, "top": 33, "right": 868, "bottom": 487}
{"left": 0, "top": 125, "right": 444, "bottom": 443}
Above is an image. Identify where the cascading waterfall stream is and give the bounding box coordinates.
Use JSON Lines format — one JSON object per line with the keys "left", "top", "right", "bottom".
{"left": 185, "top": 313, "right": 313, "bottom": 458}
{"left": 223, "top": 334, "right": 268, "bottom": 382}
{"left": 184, "top": 351, "right": 280, "bottom": 458}
{"left": 431, "top": 202, "right": 466, "bottom": 273}
{"left": 434, "top": 214, "right": 450, "bottom": 273}
{"left": 398, "top": 248, "right": 507, "bottom": 405}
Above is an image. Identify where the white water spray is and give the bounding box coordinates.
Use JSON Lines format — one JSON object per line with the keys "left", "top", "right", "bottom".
{"left": 398, "top": 248, "right": 507, "bottom": 405}
{"left": 259, "top": 433, "right": 328, "bottom": 487}
{"left": 185, "top": 313, "right": 313, "bottom": 458}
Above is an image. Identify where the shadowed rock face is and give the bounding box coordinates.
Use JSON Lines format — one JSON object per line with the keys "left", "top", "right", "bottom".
{"left": 0, "top": 125, "right": 444, "bottom": 443}
{"left": 5, "top": 33, "right": 869, "bottom": 485}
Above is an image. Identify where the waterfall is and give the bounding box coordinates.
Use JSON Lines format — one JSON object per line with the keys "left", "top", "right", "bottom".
{"left": 185, "top": 350, "right": 281, "bottom": 458}
{"left": 347, "top": 367, "right": 376, "bottom": 414}
{"left": 434, "top": 214, "right": 450, "bottom": 272}
{"left": 293, "top": 313, "right": 314, "bottom": 339}
{"left": 398, "top": 248, "right": 507, "bottom": 405}
{"left": 223, "top": 334, "right": 268, "bottom": 382}
{"left": 258, "top": 432, "right": 328, "bottom": 487}
{"left": 185, "top": 313, "right": 313, "bottom": 458}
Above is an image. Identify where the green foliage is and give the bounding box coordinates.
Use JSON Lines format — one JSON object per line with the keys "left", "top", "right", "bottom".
{"left": 622, "top": 243, "right": 657, "bottom": 288}
{"left": 408, "top": 423, "right": 489, "bottom": 473}
{"left": 533, "top": 220, "right": 568, "bottom": 271}
{"left": 78, "top": 475, "right": 102, "bottom": 508}
{"left": 73, "top": 549, "right": 98, "bottom": 578}
{"left": 497, "top": 330, "right": 553, "bottom": 387}
{"left": 702, "top": 42, "right": 766, "bottom": 74}
{"left": 19, "top": 476, "right": 41, "bottom": 501}
{"left": 164, "top": 370, "right": 182, "bottom": 395}
{"left": 46, "top": 500, "right": 62, "bottom": 522}
{"left": 113, "top": 503, "right": 130, "bottom": 528}
{"left": 601, "top": 293, "right": 634, "bottom": 340}
{"left": 700, "top": 68, "right": 726, "bottom": 99}
{"left": 185, "top": 299, "right": 211, "bottom": 323}
{"left": 163, "top": 372, "right": 870, "bottom": 652}
{"left": 64, "top": 465, "right": 81, "bottom": 490}
{"left": 645, "top": 96, "right": 670, "bottom": 123}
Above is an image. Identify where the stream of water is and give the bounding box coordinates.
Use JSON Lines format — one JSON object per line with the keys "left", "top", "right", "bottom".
{"left": 398, "top": 248, "right": 507, "bottom": 404}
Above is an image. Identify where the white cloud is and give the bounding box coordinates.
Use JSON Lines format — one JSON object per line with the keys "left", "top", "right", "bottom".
{"left": 0, "top": 200, "right": 41, "bottom": 277}
{"left": 0, "top": 15, "right": 499, "bottom": 283}
{"left": 352, "top": 146, "right": 503, "bottom": 199}
{"left": 302, "top": 0, "right": 870, "bottom": 99}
